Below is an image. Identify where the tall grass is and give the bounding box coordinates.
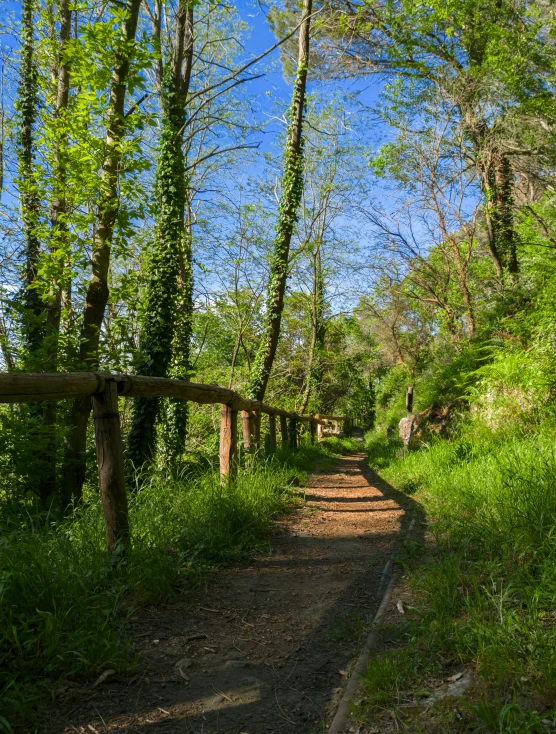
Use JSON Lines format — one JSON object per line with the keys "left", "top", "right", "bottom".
{"left": 360, "top": 424, "right": 556, "bottom": 729}
{"left": 0, "top": 439, "right": 354, "bottom": 731}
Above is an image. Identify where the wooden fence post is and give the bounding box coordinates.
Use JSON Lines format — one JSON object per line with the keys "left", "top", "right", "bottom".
{"left": 288, "top": 416, "right": 297, "bottom": 450}
{"left": 310, "top": 419, "right": 316, "bottom": 444}
{"left": 92, "top": 380, "right": 129, "bottom": 552}
{"left": 268, "top": 413, "right": 277, "bottom": 452}
{"left": 241, "top": 410, "right": 251, "bottom": 453}
{"left": 219, "top": 404, "right": 237, "bottom": 481}
{"left": 280, "top": 414, "right": 288, "bottom": 447}
{"left": 406, "top": 385, "right": 414, "bottom": 413}
{"left": 317, "top": 421, "right": 323, "bottom": 442}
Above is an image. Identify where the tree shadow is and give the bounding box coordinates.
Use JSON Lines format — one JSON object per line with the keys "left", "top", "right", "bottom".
{"left": 46, "top": 455, "right": 425, "bottom": 734}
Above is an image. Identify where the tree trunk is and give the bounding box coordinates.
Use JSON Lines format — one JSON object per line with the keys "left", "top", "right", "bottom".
{"left": 247, "top": 0, "right": 312, "bottom": 402}
{"left": 128, "top": 0, "right": 194, "bottom": 470}
{"left": 40, "top": 0, "right": 72, "bottom": 503}
{"left": 160, "top": 196, "right": 194, "bottom": 463}
{"left": 62, "top": 0, "right": 142, "bottom": 505}
{"left": 460, "top": 103, "right": 514, "bottom": 280}
{"left": 45, "top": 0, "right": 71, "bottom": 367}
{"left": 300, "top": 244, "right": 324, "bottom": 414}
{"left": 18, "top": 0, "right": 44, "bottom": 365}
{"left": 491, "top": 153, "right": 518, "bottom": 275}
{"left": 0, "top": 318, "right": 13, "bottom": 371}
{"left": 18, "top": 0, "right": 59, "bottom": 504}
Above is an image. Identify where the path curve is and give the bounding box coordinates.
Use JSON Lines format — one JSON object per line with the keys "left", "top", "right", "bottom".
{"left": 52, "top": 452, "right": 418, "bottom": 734}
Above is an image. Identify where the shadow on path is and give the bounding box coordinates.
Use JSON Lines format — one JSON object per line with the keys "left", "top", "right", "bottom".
{"left": 48, "top": 451, "right": 424, "bottom": 734}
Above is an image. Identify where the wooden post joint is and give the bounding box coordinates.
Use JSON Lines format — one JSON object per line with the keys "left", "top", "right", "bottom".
{"left": 92, "top": 371, "right": 107, "bottom": 395}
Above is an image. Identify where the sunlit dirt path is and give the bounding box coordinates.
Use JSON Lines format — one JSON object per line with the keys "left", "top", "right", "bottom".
{"left": 49, "top": 452, "right": 419, "bottom": 734}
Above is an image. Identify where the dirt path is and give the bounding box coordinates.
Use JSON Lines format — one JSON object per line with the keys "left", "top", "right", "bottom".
{"left": 51, "top": 452, "right": 419, "bottom": 734}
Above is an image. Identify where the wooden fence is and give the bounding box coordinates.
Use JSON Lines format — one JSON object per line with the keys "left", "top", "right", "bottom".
{"left": 0, "top": 372, "right": 351, "bottom": 551}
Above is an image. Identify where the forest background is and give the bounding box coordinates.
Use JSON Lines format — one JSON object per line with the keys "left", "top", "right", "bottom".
{"left": 1, "top": 0, "right": 556, "bottom": 730}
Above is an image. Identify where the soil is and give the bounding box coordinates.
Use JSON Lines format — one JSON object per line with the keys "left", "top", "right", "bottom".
{"left": 47, "top": 451, "right": 420, "bottom": 734}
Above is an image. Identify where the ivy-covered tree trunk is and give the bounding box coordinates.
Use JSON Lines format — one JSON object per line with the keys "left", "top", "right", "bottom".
{"left": 300, "top": 243, "right": 325, "bottom": 414}
{"left": 461, "top": 103, "right": 517, "bottom": 280}
{"left": 18, "top": 0, "right": 44, "bottom": 366}
{"left": 247, "top": 0, "right": 312, "bottom": 402}
{"left": 128, "top": 1, "right": 194, "bottom": 470}
{"left": 61, "top": 0, "right": 142, "bottom": 505}
{"left": 490, "top": 152, "right": 518, "bottom": 276}
{"left": 17, "top": 0, "right": 59, "bottom": 504}
{"left": 159, "top": 198, "right": 194, "bottom": 463}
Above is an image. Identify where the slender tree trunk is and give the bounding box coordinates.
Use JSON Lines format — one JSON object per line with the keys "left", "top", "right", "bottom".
{"left": 46, "top": 0, "right": 71, "bottom": 366}
{"left": 18, "top": 0, "right": 44, "bottom": 365}
{"left": 228, "top": 330, "right": 242, "bottom": 389}
{"left": 18, "top": 0, "right": 60, "bottom": 504}
{"left": 62, "top": 0, "right": 142, "bottom": 505}
{"left": 128, "top": 0, "right": 194, "bottom": 469}
{"left": 40, "top": 0, "right": 72, "bottom": 503}
{"left": 299, "top": 327, "right": 316, "bottom": 415}
{"left": 300, "top": 244, "right": 324, "bottom": 414}
{"left": 460, "top": 274, "right": 475, "bottom": 335}
{"left": 445, "top": 240, "right": 475, "bottom": 336}
{"left": 0, "top": 316, "right": 13, "bottom": 371}
{"left": 0, "top": 58, "right": 6, "bottom": 196}
{"left": 247, "top": 0, "right": 312, "bottom": 402}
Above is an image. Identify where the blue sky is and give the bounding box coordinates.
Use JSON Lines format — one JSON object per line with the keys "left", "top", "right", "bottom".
{"left": 232, "top": 0, "right": 388, "bottom": 152}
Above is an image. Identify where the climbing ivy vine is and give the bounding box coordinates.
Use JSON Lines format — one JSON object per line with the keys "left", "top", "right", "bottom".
{"left": 247, "top": 1, "right": 312, "bottom": 402}
{"left": 17, "top": 0, "right": 44, "bottom": 367}
{"left": 128, "top": 0, "right": 194, "bottom": 468}
{"left": 159, "top": 214, "right": 194, "bottom": 463}
{"left": 128, "top": 78, "right": 189, "bottom": 467}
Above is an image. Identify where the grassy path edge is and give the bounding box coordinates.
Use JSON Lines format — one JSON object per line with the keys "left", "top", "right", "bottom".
{"left": 353, "top": 428, "right": 556, "bottom": 734}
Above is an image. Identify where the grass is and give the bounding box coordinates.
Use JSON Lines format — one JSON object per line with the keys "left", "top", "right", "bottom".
{"left": 356, "top": 422, "right": 556, "bottom": 732}
{"left": 0, "top": 436, "right": 355, "bottom": 732}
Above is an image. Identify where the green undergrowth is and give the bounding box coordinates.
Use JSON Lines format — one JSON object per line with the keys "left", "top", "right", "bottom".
{"left": 0, "top": 438, "right": 346, "bottom": 731}
{"left": 358, "top": 424, "right": 556, "bottom": 732}
{"left": 319, "top": 434, "right": 362, "bottom": 455}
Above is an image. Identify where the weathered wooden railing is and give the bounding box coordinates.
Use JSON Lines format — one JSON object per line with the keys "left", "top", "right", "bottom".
{"left": 0, "top": 372, "right": 351, "bottom": 550}
{"left": 315, "top": 414, "right": 353, "bottom": 440}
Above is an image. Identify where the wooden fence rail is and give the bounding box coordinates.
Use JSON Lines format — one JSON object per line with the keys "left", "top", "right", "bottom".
{"left": 0, "top": 372, "right": 352, "bottom": 551}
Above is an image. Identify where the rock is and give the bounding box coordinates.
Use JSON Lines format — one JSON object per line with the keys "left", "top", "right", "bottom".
{"left": 399, "top": 415, "right": 416, "bottom": 446}
{"left": 421, "top": 671, "right": 474, "bottom": 706}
